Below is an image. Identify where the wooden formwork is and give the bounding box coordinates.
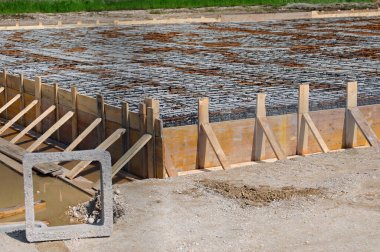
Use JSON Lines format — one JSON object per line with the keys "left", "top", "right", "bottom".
{"left": 163, "top": 82, "right": 380, "bottom": 174}
{"left": 0, "top": 70, "right": 165, "bottom": 195}
{"left": 0, "top": 70, "right": 379, "bottom": 194}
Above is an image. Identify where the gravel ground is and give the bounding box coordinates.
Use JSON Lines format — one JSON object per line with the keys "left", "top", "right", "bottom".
{"left": 1, "top": 147, "right": 379, "bottom": 251}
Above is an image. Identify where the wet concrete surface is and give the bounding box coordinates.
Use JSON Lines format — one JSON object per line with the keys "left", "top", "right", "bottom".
{"left": 0, "top": 16, "right": 379, "bottom": 126}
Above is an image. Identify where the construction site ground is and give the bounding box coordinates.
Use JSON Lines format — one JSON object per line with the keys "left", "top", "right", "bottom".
{"left": 1, "top": 147, "right": 379, "bottom": 251}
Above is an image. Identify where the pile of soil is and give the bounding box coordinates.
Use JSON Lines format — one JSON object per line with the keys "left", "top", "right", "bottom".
{"left": 66, "top": 190, "right": 125, "bottom": 224}
{"left": 200, "top": 179, "right": 324, "bottom": 207}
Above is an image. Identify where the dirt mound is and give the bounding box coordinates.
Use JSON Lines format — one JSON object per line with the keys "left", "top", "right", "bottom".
{"left": 200, "top": 179, "right": 324, "bottom": 207}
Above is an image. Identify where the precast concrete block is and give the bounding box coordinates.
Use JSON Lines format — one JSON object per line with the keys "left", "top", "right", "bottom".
{"left": 23, "top": 150, "right": 112, "bottom": 242}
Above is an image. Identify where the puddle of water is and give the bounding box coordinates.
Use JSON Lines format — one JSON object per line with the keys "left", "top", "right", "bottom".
{"left": 0, "top": 163, "right": 90, "bottom": 226}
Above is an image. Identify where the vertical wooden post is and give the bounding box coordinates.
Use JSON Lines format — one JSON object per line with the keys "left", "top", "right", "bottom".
{"left": 34, "top": 76, "right": 42, "bottom": 133}
{"left": 345, "top": 81, "right": 358, "bottom": 148}
{"left": 297, "top": 84, "right": 309, "bottom": 155}
{"left": 121, "top": 102, "right": 129, "bottom": 170}
{"left": 145, "top": 98, "right": 160, "bottom": 178}
{"left": 2, "top": 70, "right": 8, "bottom": 119}
{"left": 53, "top": 83, "right": 60, "bottom": 142}
{"left": 155, "top": 119, "right": 165, "bottom": 179}
{"left": 197, "top": 97, "right": 209, "bottom": 169}
{"left": 146, "top": 107, "right": 155, "bottom": 178}
{"left": 71, "top": 86, "right": 78, "bottom": 141}
{"left": 252, "top": 93, "right": 266, "bottom": 161}
{"left": 96, "top": 94, "right": 106, "bottom": 145}
{"left": 139, "top": 102, "right": 147, "bottom": 177}
{"left": 19, "top": 74, "right": 25, "bottom": 125}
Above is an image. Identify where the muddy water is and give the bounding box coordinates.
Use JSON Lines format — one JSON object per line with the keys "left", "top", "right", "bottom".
{"left": 0, "top": 164, "right": 90, "bottom": 226}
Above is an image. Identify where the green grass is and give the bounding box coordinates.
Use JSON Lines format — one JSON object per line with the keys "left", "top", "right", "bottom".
{"left": 0, "top": 0, "right": 373, "bottom": 14}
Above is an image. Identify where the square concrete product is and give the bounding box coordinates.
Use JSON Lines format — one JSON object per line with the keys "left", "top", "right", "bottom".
{"left": 23, "top": 150, "right": 113, "bottom": 242}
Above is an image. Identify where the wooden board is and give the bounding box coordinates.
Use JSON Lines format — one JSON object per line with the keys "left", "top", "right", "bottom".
{"left": 10, "top": 105, "right": 56, "bottom": 144}
{"left": 258, "top": 117, "right": 287, "bottom": 160}
{"left": 303, "top": 113, "right": 329, "bottom": 153}
{"left": 201, "top": 123, "right": 231, "bottom": 170}
{"left": 0, "top": 100, "right": 38, "bottom": 135}
{"left": 66, "top": 128, "right": 126, "bottom": 179}
{"left": 0, "top": 200, "right": 46, "bottom": 219}
{"left": 26, "top": 111, "right": 74, "bottom": 152}
{"left": 349, "top": 107, "right": 380, "bottom": 148}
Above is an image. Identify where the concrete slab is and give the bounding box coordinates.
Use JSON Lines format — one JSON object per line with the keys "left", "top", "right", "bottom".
{"left": 23, "top": 150, "right": 112, "bottom": 242}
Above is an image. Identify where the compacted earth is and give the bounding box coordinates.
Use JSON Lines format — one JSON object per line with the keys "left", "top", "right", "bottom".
{"left": 1, "top": 147, "right": 379, "bottom": 251}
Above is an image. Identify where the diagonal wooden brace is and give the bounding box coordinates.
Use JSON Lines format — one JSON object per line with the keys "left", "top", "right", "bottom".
{"left": 201, "top": 122, "right": 231, "bottom": 170}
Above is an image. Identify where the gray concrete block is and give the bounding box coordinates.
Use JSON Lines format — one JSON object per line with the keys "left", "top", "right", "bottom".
{"left": 23, "top": 150, "right": 113, "bottom": 242}
{"left": 0, "top": 222, "right": 47, "bottom": 234}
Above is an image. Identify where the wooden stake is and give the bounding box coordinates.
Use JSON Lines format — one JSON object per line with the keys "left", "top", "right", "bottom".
{"left": 139, "top": 102, "right": 147, "bottom": 177}
{"left": 96, "top": 94, "right": 105, "bottom": 144}
{"left": 297, "top": 84, "right": 309, "bottom": 155}
{"left": 145, "top": 98, "right": 159, "bottom": 178}
{"left": 197, "top": 97, "right": 209, "bottom": 169}
{"left": 53, "top": 83, "right": 60, "bottom": 142}
{"left": 2, "top": 70, "right": 8, "bottom": 119}
{"left": 297, "top": 84, "right": 329, "bottom": 154}
{"left": 18, "top": 74, "right": 25, "bottom": 125}
{"left": 252, "top": 93, "right": 266, "bottom": 161}
{"left": 253, "top": 93, "right": 286, "bottom": 161}
{"left": 34, "top": 76, "right": 42, "bottom": 133}
{"left": 121, "top": 102, "right": 130, "bottom": 171}
{"left": 10, "top": 105, "right": 56, "bottom": 144}
{"left": 155, "top": 119, "right": 165, "bottom": 179}
{"left": 146, "top": 107, "right": 155, "bottom": 178}
{"left": 71, "top": 86, "right": 78, "bottom": 141}
{"left": 26, "top": 111, "right": 74, "bottom": 152}
{"left": 345, "top": 81, "right": 358, "bottom": 148}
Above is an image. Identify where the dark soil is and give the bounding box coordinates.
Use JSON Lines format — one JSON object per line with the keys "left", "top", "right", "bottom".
{"left": 200, "top": 179, "right": 325, "bottom": 207}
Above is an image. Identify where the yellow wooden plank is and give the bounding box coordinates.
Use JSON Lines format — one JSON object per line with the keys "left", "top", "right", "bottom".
{"left": 163, "top": 141, "right": 178, "bottom": 177}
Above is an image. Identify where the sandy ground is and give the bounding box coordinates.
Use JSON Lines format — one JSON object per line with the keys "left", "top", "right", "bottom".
{"left": 0, "top": 2, "right": 377, "bottom": 25}
{"left": 1, "top": 147, "right": 379, "bottom": 251}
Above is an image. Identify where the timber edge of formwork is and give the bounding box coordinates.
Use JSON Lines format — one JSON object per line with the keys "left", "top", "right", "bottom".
{"left": 0, "top": 70, "right": 379, "bottom": 187}
{"left": 0, "top": 9, "right": 379, "bottom": 31}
